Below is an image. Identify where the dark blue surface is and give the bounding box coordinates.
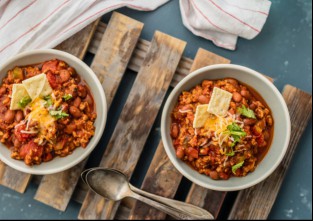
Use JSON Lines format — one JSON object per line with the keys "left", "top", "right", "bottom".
{"left": 0, "top": 0, "right": 311, "bottom": 219}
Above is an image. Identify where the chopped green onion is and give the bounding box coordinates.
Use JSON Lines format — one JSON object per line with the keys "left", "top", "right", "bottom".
{"left": 232, "top": 161, "right": 244, "bottom": 174}
{"left": 43, "top": 95, "right": 53, "bottom": 107}
{"left": 62, "top": 94, "right": 73, "bottom": 101}
{"left": 49, "top": 110, "right": 69, "bottom": 120}
{"left": 18, "top": 96, "right": 32, "bottom": 108}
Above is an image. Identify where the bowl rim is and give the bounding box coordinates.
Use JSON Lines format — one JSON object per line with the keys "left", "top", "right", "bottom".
{"left": 161, "top": 64, "right": 291, "bottom": 191}
{"left": 0, "top": 49, "right": 108, "bottom": 175}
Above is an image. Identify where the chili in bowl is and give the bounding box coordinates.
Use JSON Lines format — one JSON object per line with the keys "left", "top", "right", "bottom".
{"left": 0, "top": 49, "right": 107, "bottom": 175}
{"left": 161, "top": 64, "right": 290, "bottom": 191}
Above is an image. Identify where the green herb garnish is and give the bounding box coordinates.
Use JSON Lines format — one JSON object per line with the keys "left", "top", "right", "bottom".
{"left": 237, "top": 105, "right": 256, "bottom": 119}
{"left": 44, "top": 95, "right": 53, "bottom": 107}
{"left": 232, "top": 161, "right": 244, "bottom": 174}
{"left": 18, "top": 96, "right": 32, "bottom": 108}
{"left": 63, "top": 94, "right": 73, "bottom": 101}
{"left": 225, "top": 148, "right": 235, "bottom": 156}
{"left": 224, "top": 123, "right": 246, "bottom": 151}
{"left": 49, "top": 110, "right": 69, "bottom": 120}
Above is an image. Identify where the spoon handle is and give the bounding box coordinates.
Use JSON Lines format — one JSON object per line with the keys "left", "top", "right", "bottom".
{"left": 130, "top": 185, "right": 214, "bottom": 220}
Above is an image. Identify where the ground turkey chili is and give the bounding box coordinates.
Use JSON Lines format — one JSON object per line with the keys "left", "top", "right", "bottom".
{"left": 0, "top": 59, "right": 97, "bottom": 166}
{"left": 170, "top": 78, "right": 274, "bottom": 180}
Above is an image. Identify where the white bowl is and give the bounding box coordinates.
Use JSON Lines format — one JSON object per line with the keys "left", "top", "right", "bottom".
{"left": 0, "top": 49, "right": 107, "bottom": 175}
{"left": 161, "top": 64, "right": 291, "bottom": 191}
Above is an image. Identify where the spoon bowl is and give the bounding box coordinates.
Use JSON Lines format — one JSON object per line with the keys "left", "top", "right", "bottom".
{"left": 85, "top": 168, "right": 131, "bottom": 201}
{"left": 83, "top": 168, "right": 214, "bottom": 220}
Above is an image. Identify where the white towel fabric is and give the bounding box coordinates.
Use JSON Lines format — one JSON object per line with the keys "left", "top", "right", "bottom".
{"left": 0, "top": 0, "right": 271, "bottom": 67}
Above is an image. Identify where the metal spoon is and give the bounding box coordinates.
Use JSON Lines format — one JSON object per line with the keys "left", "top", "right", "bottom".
{"left": 83, "top": 168, "right": 214, "bottom": 220}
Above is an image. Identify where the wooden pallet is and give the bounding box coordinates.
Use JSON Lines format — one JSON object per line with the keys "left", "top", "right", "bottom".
{"left": 0, "top": 12, "right": 312, "bottom": 220}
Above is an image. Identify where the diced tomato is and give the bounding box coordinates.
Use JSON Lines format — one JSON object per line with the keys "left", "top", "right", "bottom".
{"left": 19, "top": 140, "right": 43, "bottom": 159}
{"left": 46, "top": 71, "right": 59, "bottom": 89}
{"left": 186, "top": 147, "right": 199, "bottom": 159}
{"left": 14, "top": 124, "right": 35, "bottom": 142}
{"left": 43, "top": 152, "right": 53, "bottom": 162}
{"left": 42, "top": 60, "right": 59, "bottom": 73}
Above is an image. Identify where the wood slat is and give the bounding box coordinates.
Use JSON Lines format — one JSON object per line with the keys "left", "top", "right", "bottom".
{"left": 34, "top": 12, "right": 143, "bottom": 211}
{"left": 128, "top": 48, "right": 230, "bottom": 220}
{"left": 55, "top": 19, "right": 100, "bottom": 58}
{"left": 78, "top": 31, "right": 186, "bottom": 220}
{"left": 184, "top": 49, "right": 230, "bottom": 219}
{"left": 129, "top": 142, "right": 183, "bottom": 220}
{"left": 228, "top": 85, "right": 312, "bottom": 220}
{"left": 0, "top": 20, "right": 99, "bottom": 194}
{"left": 88, "top": 21, "right": 193, "bottom": 88}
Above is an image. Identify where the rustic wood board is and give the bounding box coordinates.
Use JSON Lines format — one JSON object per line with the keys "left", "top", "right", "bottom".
{"left": 34, "top": 13, "right": 143, "bottom": 211}
{"left": 0, "top": 20, "right": 99, "bottom": 194}
{"left": 228, "top": 85, "right": 312, "bottom": 220}
{"left": 78, "top": 31, "right": 186, "bottom": 220}
{"left": 128, "top": 48, "right": 230, "bottom": 220}
{"left": 0, "top": 12, "right": 311, "bottom": 221}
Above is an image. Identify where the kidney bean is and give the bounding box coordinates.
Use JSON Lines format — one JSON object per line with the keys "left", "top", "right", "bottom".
{"left": 219, "top": 172, "right": 229, "bottom": 180}
{"left": 241, "top": 90, "right": 251, "bottom": 99}
{"left": 243, "top": 118, "right": 257, "bottom": 125}
{"left": 15, "top": 111, "right": 23, "bottom": 123}
{"left": 64, "top": 124, "right": 77, "bottom": 134}
{"left": 69, "top": 106, "right": 82, "bottom": 118}
{"left": 77, "top": 85, "right": 87, "bottom": 98}
{"left": 176, "top": 146, "right": 185, "bottom": 159}
{"left": 232, "top": 92, "right": 242, "bottom": 102}
{"left": 249, "top": 103, "right": 257, "bottom": 110}
{"left": 170, "top": 123, "right": 179, "bottom": 138}
{"left": 209, "top": 171, "right": 218, "bottom": 180}
{"left": 4, "top": 110, "right": 15, "bottom": 123}
{"left": 198, "top": 95, "right": 210, "bottom": 104}
{"left": 226, "top": 78, "right": 238, "bottom": 86}
{"left": 59, "top": 70, "right": 70, "bottom": 83}
{"left": 73, "top": 97, "right": 81, "bottom": 108}
{"left": 84, "top": 94, "right": 93, "bottom": 107}
{"left": 0, "top": 87, "right": 6, "bottom": 95}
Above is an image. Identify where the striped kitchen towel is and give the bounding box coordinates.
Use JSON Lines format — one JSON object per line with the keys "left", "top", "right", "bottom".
{"left": 0, "top": 0, "right": 271, "bottom": 66}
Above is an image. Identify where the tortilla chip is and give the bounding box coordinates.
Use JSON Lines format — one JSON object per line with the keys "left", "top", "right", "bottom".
{"left": 193, "top": 104, "right": 211, "bottom": 128}
{"left": 41, "top": 77, "right": 52, "bottom": 97}
{"left": 22, "top": 73, "right": 46, "bottom": 100}
{"left": 10, "top": 84, "right": 30, "bottom": 110}
{"left": 207, "top": 87, "right": 232, "bottom": 116}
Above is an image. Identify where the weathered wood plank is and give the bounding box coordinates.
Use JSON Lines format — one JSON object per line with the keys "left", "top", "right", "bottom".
{"left": 0, "top": 161, "right": 31, "bottom": 193}
{"left": 78, "top": 31, "right": 186, "bottom": 220}
{"left": 184, "top": 49, "right": 230, "bottom": 219}
{"left": 127, "top": 48, "right": 230, "bottom": 220}
{"left": 129, "top": 142, "right": 183, "bottom": 220}
{"left": 88, "top": 21, "right": 193, "bottom": 88}
{"left": 0, "top": 20, "right": 99, "bottom": 194}
{"left": 228, "top": 85, "right": 312, "bottom": 220}
{"left": 34, "top": 13, "right": 143, "bottom": 211}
